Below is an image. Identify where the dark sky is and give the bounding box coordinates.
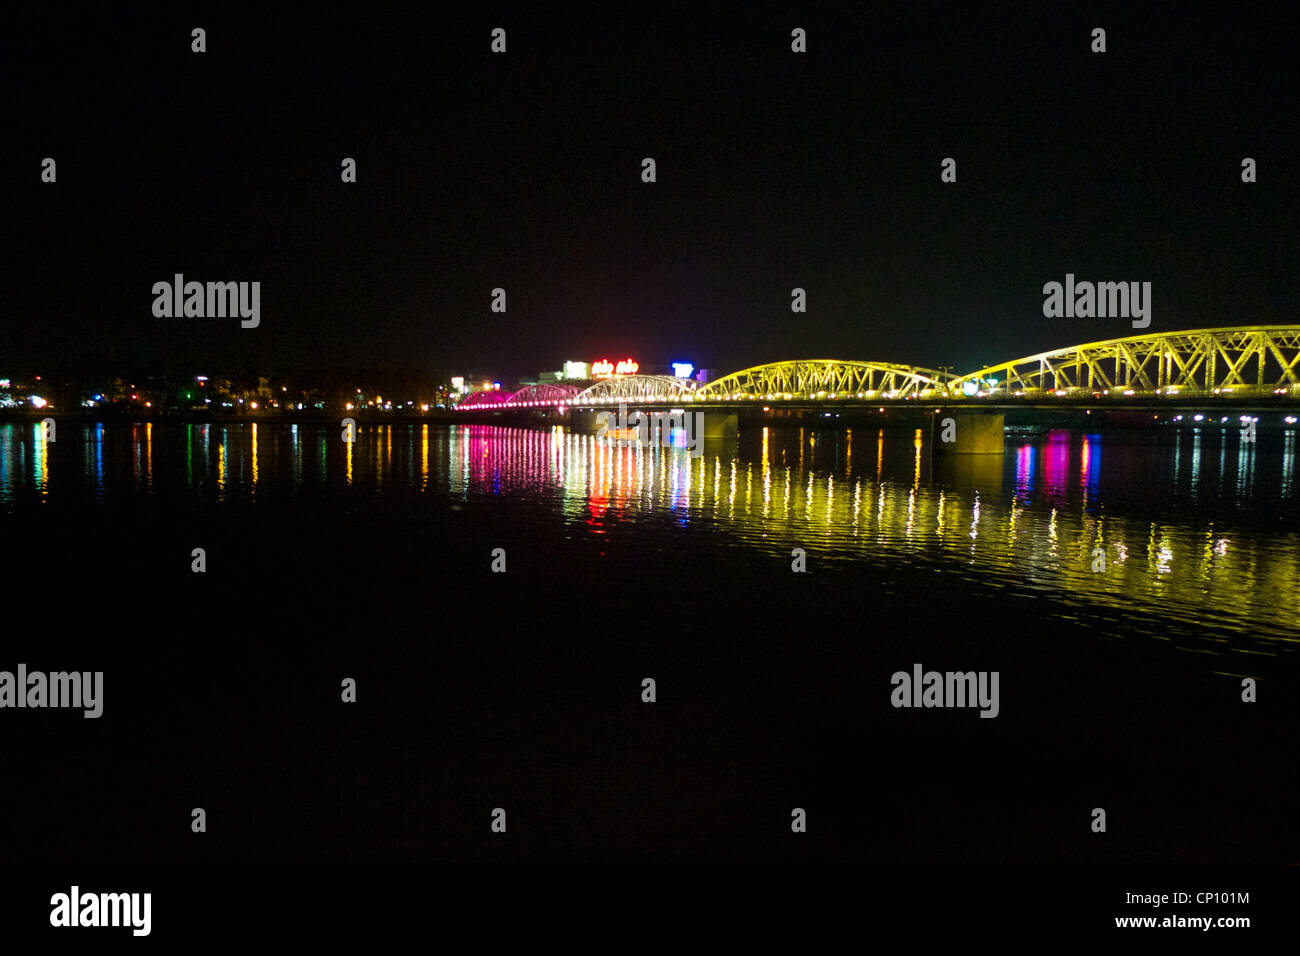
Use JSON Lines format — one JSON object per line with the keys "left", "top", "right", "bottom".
{"left": 6, "top": 3, "right": 1296, "bottom": 382}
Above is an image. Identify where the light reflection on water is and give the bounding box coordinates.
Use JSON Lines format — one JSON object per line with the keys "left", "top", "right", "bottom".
{"left": 1, "top": 420, "right": 1297, "bottom": 654}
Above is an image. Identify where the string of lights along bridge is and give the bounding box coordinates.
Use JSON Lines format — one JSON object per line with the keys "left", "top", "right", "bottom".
{"left": 454, "top": 327, "right": 1300, "bottom": 411}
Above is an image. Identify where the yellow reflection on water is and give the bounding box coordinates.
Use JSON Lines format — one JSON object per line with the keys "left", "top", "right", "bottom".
{"left": 421, "top": 424, "right": 429, "bottom": 491}
{"left": 33, "top": 423, "right": 50, "bottom": 497}
{"left": 762, "top": 428, "right": 771, "bottom": 515}
{"left": 426, "top": 423, "right": 1300, "bottom": 652}
{"left": 217, "top": 439, "right": 227, "bottom": 498}
{"left": 913, "top": 428, "right": 923, "bottom": 487}
{"left": 1200, "top": 525, "right": 1215, "bottom": 587}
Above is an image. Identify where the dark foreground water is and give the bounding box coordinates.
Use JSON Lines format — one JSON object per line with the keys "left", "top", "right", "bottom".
{"left": 1, "top": 421, "right": 1296, "bottom": 864}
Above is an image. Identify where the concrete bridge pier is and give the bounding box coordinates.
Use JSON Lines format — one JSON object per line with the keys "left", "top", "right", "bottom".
{"left": 931, "top": 409, "right": 1006, "bottom": 455}
{"left": 702, "top": 412, "right": 738, "bottom": 439}
{"left": 568, "top": 409, "right": 602, "bottom": 432}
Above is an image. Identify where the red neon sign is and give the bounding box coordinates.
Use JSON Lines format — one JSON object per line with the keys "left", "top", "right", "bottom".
{"left": 591, "top": 358, "right": 639, "bottom": 379}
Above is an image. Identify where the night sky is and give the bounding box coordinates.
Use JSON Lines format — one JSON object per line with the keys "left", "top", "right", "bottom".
{"left": 7, "top": 3, "right": 1296, "bottom": 382}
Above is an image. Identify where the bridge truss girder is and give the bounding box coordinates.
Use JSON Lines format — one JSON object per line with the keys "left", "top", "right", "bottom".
{"left": 573, "top": 375, "right": 698, "bottom": 405}
{"left": 952, "top": 327, "right": 1300, "bottom": 397}
{"left": 456, "top": 390, "right": 511, "bottom": 409}
{"left": 505, "top": 383, "right": 582, "bottom": 407}
{"left": 695, "top": 360, "right": 956, "bottom": 401}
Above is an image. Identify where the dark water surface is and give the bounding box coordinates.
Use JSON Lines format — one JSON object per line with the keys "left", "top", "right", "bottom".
{"left": 2, "top": 421, "right": 1296, "bottom": 864}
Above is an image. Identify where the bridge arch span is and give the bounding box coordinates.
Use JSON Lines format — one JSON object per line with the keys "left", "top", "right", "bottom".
{"left": 456, "top": 383, "right": 582, "bottom": 410}
{"left": 572, "top": 375, "right": 698, "bottom": 405}
{"left": 455, "top": 390, "right": 512, "bottom": 409}
{"left": 953, "top": 326, "right": 1300, "bottom": 397}
{"left": 505, "top": 383, "right": 582, "bottom": 407}
{"left": 694, "top": 360, "right": 956, "bottom": 401}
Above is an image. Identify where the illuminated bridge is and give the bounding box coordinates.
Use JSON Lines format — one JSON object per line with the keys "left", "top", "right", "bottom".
{"left": 454, "top": 327, "right": 1300, "bottom": 449}
{"left": 458, "top": 327, "right": 1300, "bottom": 410}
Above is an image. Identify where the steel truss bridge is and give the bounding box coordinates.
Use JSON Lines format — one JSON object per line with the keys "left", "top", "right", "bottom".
{"left": 455, "top": 326, "right": 1300, "bottom": 411}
